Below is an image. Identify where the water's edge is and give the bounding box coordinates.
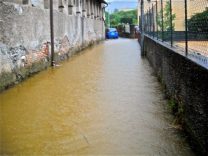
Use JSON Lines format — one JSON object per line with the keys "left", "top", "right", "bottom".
{"left": 0, "top": 40, "right": 103, "bottom": 93}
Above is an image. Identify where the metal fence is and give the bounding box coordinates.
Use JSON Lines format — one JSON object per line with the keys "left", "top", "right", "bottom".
{"left": 140, "top": 0, "right": 208, "bottom": 64}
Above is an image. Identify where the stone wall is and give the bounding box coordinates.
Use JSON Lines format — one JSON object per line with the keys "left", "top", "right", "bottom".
{"left": 0, "top": 1, "right": 105, "bottom": 91}
{"left": 143, "top": 35, "right": 208, "bottom": 155}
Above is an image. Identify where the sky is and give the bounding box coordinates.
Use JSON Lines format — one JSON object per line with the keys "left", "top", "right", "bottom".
{"left": 106, "top": 0, "right": 138, "bottom": 12}
{"left": 30, "top": 0, "right": 138, "bottom": 13}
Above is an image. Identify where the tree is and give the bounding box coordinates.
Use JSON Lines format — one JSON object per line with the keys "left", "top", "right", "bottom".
{"left": 121, "top": 18, "right": 133, "bottom": 24}
{"left": 108, "top": 9, "right": 138, "bottom": 27}
{"left": 105, "top": 11, "right": 110, "bottom": 27}
{"left": 157, "top": 1, "right": 176, "bottom": 32}
{"left": 188, "top": 9, "right": 208, "bottom": 38}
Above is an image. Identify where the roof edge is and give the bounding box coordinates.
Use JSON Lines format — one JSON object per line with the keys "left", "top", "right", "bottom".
{"left": 100, "top": 0, "right": 108, "bottom": 4}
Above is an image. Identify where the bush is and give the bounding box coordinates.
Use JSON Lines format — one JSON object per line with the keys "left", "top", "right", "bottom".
{"left": 188, "top": 10, "right": 208, "bottom": 35}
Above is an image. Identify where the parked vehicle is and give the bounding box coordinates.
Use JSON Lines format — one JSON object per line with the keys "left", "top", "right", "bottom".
{"left": 106, "top": 28, "right": 119, "bottom": 39}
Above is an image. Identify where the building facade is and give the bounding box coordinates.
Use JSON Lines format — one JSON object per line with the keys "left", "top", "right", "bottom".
{"left": 0, "top": 0, "right": 107, "bottom": 91}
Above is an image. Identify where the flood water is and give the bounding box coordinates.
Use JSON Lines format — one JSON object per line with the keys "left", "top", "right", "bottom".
{"left": 0, "top": 39, "right": 194, "bottom": 155}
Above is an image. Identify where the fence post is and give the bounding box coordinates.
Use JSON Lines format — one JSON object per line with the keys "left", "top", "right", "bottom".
{"left": 152, "top": 4, "right": 155, "bottom": 38}
{"left": 161, "top": 0, "right": 164, "bottom": 41}
{"left": 156, "top": 0, "right": 158, "bottom": 40}
{"left": 141, "top": 0, "right": 145, "bottom": 56}
{"left": 170, "top": 0, "right": 173, "bottom": 46}
{"left": 143, "top": 15, "right": 145, "bottom": 33}
{"left": 145, "top": 14, "right": 147, "bottom": 33}
{"left": 146, "top": 11, "right": 148, "bottom": 34}
{"left": 185, "top": 0, "right": 188, "bottom": 56}
{"left": 149, "top": 8, "right": 151, "bottom": 35}
{"left": 144, "top": 14, "right": 146, "bottom": 33}
{"left": 148, "top": 13, "right": 150, "bottom": 34}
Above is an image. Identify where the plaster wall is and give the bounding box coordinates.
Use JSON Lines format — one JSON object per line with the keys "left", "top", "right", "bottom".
{"left": 0, "top": 2, "right": 105, "bottom": 91}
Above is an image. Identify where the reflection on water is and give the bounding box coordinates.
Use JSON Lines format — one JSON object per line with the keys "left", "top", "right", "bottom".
{"left": 0, "top": 39, "right": 194, "bottom": 155}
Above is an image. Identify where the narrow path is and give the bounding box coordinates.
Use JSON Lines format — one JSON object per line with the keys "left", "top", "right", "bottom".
{"left": 0, "top": 39, "right": 194, "bottom": 155}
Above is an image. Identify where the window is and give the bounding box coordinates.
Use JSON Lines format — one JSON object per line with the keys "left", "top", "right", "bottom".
{"left": 44, "top": 0, "right": 49, "bottom": 9}
{"left": 58, "top": 0, "right": 64, "bottom": 12}
{"left": 22, "top": 0, "right": 29, "bottom": 4}
{"left": 68, "top": 0, "right": 73, "bottom": 15}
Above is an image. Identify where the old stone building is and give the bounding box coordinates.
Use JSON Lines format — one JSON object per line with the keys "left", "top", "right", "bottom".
{"left": 0, "top": 0, "right": 107, "bottom": 91}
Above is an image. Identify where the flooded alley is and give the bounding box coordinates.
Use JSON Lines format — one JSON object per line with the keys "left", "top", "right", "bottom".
{"left": 0, "top": 39, "right": 194, "bottom": 155}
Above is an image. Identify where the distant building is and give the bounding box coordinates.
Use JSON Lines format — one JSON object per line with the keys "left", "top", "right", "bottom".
{"left": 119, "top": 8, "right": 135, "bottom": 12}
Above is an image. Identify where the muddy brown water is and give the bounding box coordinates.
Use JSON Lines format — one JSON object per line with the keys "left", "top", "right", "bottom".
{"left": 0, "top": 39, "right": 194, "bottom": 155}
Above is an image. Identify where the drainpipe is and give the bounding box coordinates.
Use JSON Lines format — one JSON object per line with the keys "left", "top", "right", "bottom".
{"left": 50, "top": 0, "right": 55, "bottom": 66}
{"left": 102, "top": 2, "right": 108, "bottom": 38}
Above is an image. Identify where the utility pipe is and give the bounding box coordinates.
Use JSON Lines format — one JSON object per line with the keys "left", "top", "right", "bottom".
{"left": 50, "top": 0, "right": 55, "bottom": 66}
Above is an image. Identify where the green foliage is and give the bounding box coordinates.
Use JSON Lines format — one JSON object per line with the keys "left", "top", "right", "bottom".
{"left": 108, "top": 9, "right": 138, "bottom": 27}
{"left": 120, "top": 18, "right": 133, "bottom": 24}
{"left": 168, "top": 99, "right": 178, "bottom": 113}
{"left": 188, "top": 9, "right": 208, "bottom": 33}
{"left": 157, "top": 1, "right": 176, "bottom": 31}
{"left": 168, "top": 98, "right": 185, "bottom": 125}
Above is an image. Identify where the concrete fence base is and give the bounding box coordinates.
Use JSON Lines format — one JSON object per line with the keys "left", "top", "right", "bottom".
{"left": 143, "top": 35, "right": 208, "bottom": 155}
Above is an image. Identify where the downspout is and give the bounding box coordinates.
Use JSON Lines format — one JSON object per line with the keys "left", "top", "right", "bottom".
{"left": 102, "top": 1, "right": 108, "bottom": 38}
{"left": 50, "top": 0, "right": 55, "bottom": 66}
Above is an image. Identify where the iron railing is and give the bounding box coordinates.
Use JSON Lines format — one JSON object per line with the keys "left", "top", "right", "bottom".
{"left": 140, "top": 0, "right": 208, "bottom": 64}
